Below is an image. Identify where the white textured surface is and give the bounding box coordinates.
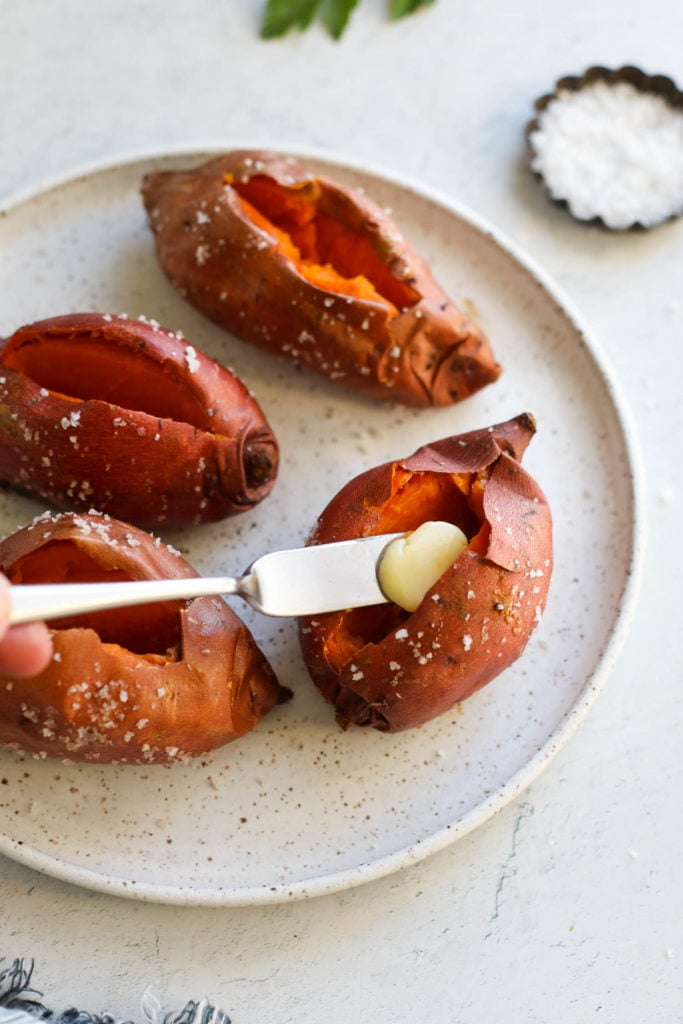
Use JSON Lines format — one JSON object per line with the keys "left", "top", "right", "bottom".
{"left": 1, "top": 0, "right": 682, "bottom": 1020}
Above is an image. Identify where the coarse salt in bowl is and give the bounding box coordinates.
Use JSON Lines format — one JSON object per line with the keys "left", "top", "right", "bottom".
{"left": 526, "top": 65, "right": 683, "bottom": 230}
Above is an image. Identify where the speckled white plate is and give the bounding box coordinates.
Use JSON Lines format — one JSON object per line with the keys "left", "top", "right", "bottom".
{"left": 0, "top": 147, "right": 644, "bottom": 905}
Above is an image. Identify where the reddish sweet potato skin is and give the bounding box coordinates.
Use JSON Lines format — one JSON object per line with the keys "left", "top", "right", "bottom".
{"left": 299, "top": 414, "right": 552, "bottom": 732}
{"left": 141, "top": 150, "right": 501, "bottom": 407}
{"left": 0, "top": 512, "right": 290, "bottom": 763}
{"left": 0, "top": 313, "right": 279, "bottom": 526}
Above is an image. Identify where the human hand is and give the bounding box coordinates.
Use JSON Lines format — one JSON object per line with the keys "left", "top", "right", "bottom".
{"left": 0, "top": 575, "right": 53, "bottom": 677}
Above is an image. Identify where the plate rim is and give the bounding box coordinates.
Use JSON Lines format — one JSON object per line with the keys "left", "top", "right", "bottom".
{"left": 0, "top": 143, "right": 648, "bottom": 906}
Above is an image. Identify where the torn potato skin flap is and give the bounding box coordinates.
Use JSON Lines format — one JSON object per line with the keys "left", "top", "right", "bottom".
{"left": 0, "top": 313, "right": 279, "bottom": 526}
{"left": 298, "top": 414, "right": 553, "bottom": 732}
{"left": 142, "top": 150, "right": 501, "bottom": 407}
{"left": 0, "top": 512, "right": 290, "bottom": 764}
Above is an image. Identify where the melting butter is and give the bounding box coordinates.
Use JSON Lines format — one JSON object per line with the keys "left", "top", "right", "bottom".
{"left": 378, "top": 521, "right": 468, "bottom": 612}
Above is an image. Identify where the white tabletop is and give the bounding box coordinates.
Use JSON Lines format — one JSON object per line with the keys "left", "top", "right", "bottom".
{"left": 1, "top": 1, "right": 681, "bottom": 1020}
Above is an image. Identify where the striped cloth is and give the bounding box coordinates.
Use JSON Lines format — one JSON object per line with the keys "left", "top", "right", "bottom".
{"left": 0, "top": 961, "right": 231, "bottom": 1024}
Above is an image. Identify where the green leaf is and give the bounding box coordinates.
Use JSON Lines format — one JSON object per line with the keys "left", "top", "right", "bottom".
{"left": 323, "top": 0, "right": 359, "bottom": 39}
{"left": 389, "top": 0, "right": 437, "bottom": 18}
{"left": 260, "top": 0, "right": 324, "bottom": 37}
{"left": 260, "top": 0, "right": 437, "bottom": 39}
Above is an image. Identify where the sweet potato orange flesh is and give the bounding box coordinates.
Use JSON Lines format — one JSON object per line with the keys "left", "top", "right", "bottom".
{"left": 6, "top": 540, "right": 183, "bottom": 656}
{"left": 232, "top": 175, "right": 420, "bottom": 310}
{"left": 237, "top": 193, "right": 390, "bottom": 305}
{"left": 1, "top": 336, "right": 211, "bottom": 430}
{"left": 324, "top": 604, "right": 409, "bottom": 673}
{"left": 365, "top": 468, "right": 478, "bottom": 534}
{"left": 321, "top": 468, "right": 487, "bottom": 674}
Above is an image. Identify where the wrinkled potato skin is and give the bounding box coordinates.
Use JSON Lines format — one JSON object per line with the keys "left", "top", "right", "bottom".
{"left": 0, "top": 512, "right": 290, "bottom": 763}
{"left": 299, "top": 414, "right": 552, "bottom": 732}
{"left": 142, "top": 150, "right": 501, "bottom": 406}
{"left": 0, "top": 313, "right": 279, "bottom": 526}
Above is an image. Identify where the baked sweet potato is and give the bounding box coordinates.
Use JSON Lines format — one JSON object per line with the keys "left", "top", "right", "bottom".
{"left": 141, "top": 150, "right": 501, "bottom": 406}
{"left": 0, "top": 313, "right": 278, "bottom": 526}
{"left": 299, "top": 414, "right": 552, "bottom": 732}
{"left": 0, "top": 511, "right": 290, "bottom": 763}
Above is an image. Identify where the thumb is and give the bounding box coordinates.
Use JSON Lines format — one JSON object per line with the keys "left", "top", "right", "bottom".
{"left": 0, "top": 574, "right": 11, "bottom": 636}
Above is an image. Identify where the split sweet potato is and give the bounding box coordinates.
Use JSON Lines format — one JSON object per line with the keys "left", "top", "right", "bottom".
{"left": 0, "top": 313, "right": 279, "bottom": 526}
{"left": 0, "top": 511, "right": 290, "bottom": 763}
{"left": 299, "top": 414, "right": 553, "bottom": 732}
{"left": 142, "top": 150, "right": 501, "bottom": 406}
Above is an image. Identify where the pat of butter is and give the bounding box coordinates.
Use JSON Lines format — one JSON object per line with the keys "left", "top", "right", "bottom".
{"left": 378, "top": 521, "right": 468, "bottom": 612}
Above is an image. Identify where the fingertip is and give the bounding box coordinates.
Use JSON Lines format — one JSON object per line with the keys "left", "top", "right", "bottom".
{"left": 0, "top": 621, "right": 54, "bottom": 678}
{"left": 0, "top": 574, "right": 11, "bottom": 625}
